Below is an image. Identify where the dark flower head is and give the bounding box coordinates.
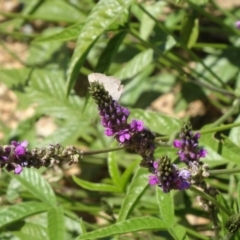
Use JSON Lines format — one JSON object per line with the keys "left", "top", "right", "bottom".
{"left": 173, "top": 122, "right": 207, "bottom": 165}
{"left": 0, "top": 142, "right": 84, "bottom": 174}
{"left": 148, "top": 156, "right": 191, "bottom": 193}
{"left": 226, "top": 214, "right": 240, "bottom": 234}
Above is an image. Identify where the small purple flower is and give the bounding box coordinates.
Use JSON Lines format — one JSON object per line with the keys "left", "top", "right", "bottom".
{"left": 148, "top": 157, "right": 191, "bottom": 193}
{"left": 12, "top": 140, "right": 28, "bottom": 157}
{"left": 235, "top": 21, "right": 240, "bottom": 29}
{"left": 117, "top": 129, "right": 131, "bottom": 143}
{"left": 173, "top": 122, "right": 207, "bottom": 165}
{"left": 14, "top": 164, "right": 23, "bottom": 174}
{"left": 130, "top": 120, "right": 144, "bottom": 132}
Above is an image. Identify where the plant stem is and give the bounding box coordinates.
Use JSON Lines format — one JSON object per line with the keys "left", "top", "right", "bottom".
{"left": 209, "top": 168, "right": 240, "bottom": 176}
{"left": 199, "top": 122, "right": 240, "bottom": 135}
{"left": 190, "top": 186, "right": 232, "bottom": 216}
{"left": 155, "top": 121, "right": 240, "bottom": 142}
{"left": 77, "top": 146, "right": 124, "bottom": 156}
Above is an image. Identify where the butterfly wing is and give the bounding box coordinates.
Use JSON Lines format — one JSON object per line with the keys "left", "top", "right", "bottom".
{"left": 88, "top": 73, "right": 124, "bottom": 101}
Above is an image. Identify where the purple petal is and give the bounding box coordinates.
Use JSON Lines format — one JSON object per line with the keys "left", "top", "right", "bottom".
{"left": 153, "top": 161, "right": 158, "bottom": 169}
{"left": 105, "top": 129, "right": 114, "bottom": 136}
{"left": 178, "top": 181, "right": 190, "bottom": 190}
{"left": 148, "top": 175, "right": 159, "bottom": 185}
{"left": 11, "top": 141, "right": 18, "bottom": 147}
{"left": 15, "top": 145, "right": 25, "bottom": 156}
{"left": 20, "top": 140, "right": 28, "bottom": 148}
{"left": 14, "top": 165, "right": 23, "bottom": 174}
{"left": 194, "top": 132, "right": 201, "bottom": 139}
{"left": 130, "top": 120, "right": 144, "bottom": 132}
{"left": 179, "top": 169, "right": 191, "bottom": 179}
{"left": 173, "top": 140, "right": 182, "bottom": 148}
{"left": 199, "top": 148, "right": 207, "bottom": 158}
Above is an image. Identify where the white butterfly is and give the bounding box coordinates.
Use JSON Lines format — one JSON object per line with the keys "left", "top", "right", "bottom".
{"left": 88, "top": 73, "right": 124, "bottom": 101}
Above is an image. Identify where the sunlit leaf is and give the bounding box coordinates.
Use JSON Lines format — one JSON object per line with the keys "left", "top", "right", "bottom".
{"left": 48, "top": 207, "right": 65, "bottom": 240}
{"left": 129, "top": 108, "right": 181, "bottom": 135}
{"left": 34, "top": 21, "right": 84, "bottom": 42}
{"left": 76, "top": 217, "right": 167, "bottom": 239}
{"left": 9, "top": 168, "right": 57, "bottom": 206}
{"left": 0, "top": 202, "right": 48, "bottom": 228}
{"left": 72, "top": 176, "right": 121, "bottom": 193}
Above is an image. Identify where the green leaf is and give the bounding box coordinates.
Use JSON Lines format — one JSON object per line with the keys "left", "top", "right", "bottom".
{"left": 6, "top": 179, "right": 21, "bottom": 203}
{"left": 156, "top": 188, "right": 175, "bottom": 227}
{"left": 180, "top": 13, "right": 199, "bottom": 49}
{"left": 139, "top": 2, "right": 166, "bottom": 41}
{"left": 95, "top": 30, "right": 127, "bottom": 73}
{"left": 34, "top": 21, "right": 84, "bottom": 42}
{"left": 26, "top": 69, "right": 83, "bottom": 120}
{"left": 200, "top": 133, "right": 240, "bottom": 166}
{"left": 118, "top": 167, "right": 149, "bottom": 222}
{"left": 66, "top": 0, "right": 134, "bottom": 96}
{"left": 229, "top": 114, "right": 240, "bottom": 146}
{"left": 9, "top": 168, "right": 57, "bottom": 206}
{"left": 48, "top": 207, "right": 65, "bottom": 240}
{"left": 12, "top": 222, "right": 48, "bottom": 240}
{"left": 129, "top": 108, "right": 181, "bottom": 135}
{"left": 120, "top": 64, "right": 154, "bottom": 106}
{"left": 121, "top": 159, "right": 141, "bottom": 191}
{"left": 0, "top": 202, "right": 48, "bottom": 229}
{"left": 72, "top": 176, "right": 121, "bottom": 193}
{"left": 170, "top": 225, "right": 186, "bottom": 240}
{"left": 76, "top": 216, "right": 166, "bottom": 239}
{"left": 37, "top": 121, "right": 91, "bottom": 147}
{"left": 107, "top": 151, "right": 122, "bottom": 189}
{"left": 27, "top": 28, "right": 64, "bottom": 66}
{"left": 31, "top": 0, "right": 86, "bottom": 23}
{"left": 114, "top": 49, "right": 153, "bottom": 80}
{"left": 0, "top": 68, "right": 31, "bottom": 88}
{"left": 216, "top": 193, "right": 230, "bottom": 236}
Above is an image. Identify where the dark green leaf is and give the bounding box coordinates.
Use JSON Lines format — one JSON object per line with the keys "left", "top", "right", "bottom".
{"left": 121, "top": 159, "right": 141, "bottom": 192}
{"left": 115, "top": 49, "right": 153, "bottom": 80}
{"left": 66, "top": 0, "right": 133, "bottom": 96}
{"left": 118, "top": 167, "right": 149, "bottom": 222}
{"left": 95, "top": 30, "right": 127, "bottom": 73}
{"left": 180, "top": 13, "right": 199, "bottom": 49}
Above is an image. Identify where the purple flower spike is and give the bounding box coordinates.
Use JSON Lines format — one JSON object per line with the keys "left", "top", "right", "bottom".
{"left": 173, "top": 122, "right": 207, "bottom": 165}
{"left": 148, "top": 157, "right": 191, "bottom": 192}
{"left": 89, "top": 78, "right": 156, "bottom": 159}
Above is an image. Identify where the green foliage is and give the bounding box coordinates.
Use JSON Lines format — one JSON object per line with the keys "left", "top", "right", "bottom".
{"left": 1, "top": 0, "right": 240, "bottom": 239}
